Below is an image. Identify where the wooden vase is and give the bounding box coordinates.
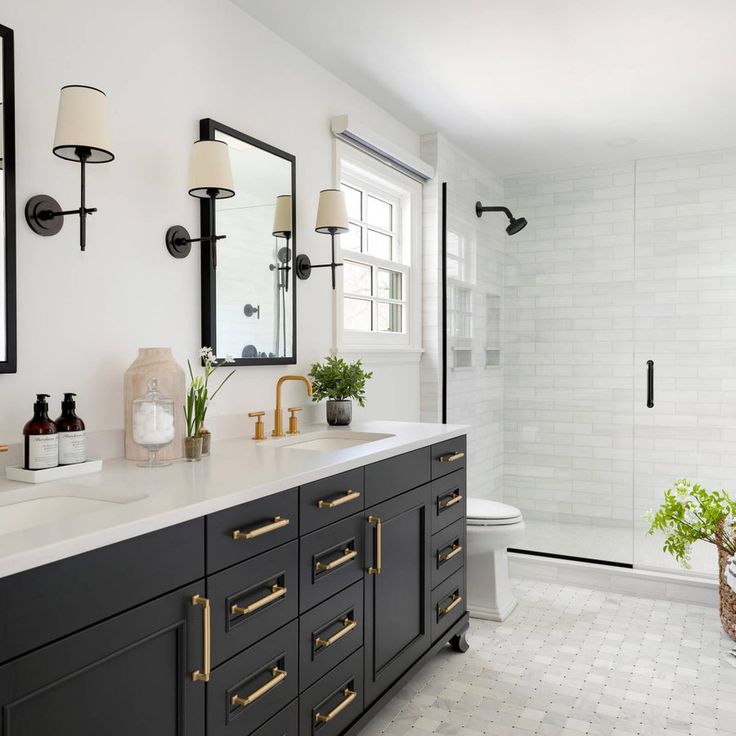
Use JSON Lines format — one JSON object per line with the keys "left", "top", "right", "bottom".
{"left": 124, "top": 347, "right": 186, "bottom": 461}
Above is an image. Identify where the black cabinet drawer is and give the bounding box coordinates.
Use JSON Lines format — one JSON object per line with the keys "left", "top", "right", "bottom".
{"left": 300, "top": 468, "right": 365, "bottom": 535}
{"left": 364, "top": 447, "right": 431, "bottom": 507}
{"left": 209, "top": 541, "right": 299, "bottom": 667}
{"left": 431, "top": 469, "right": 467, "bottom": 534}
{"left": 0, "top": 518, "right": 204, "bottom": 665}
{"left": 207, "top": 488, "right": 298, "bottom": 573}
{"left": 431, "top": 435, "right": 467, "bottom": 479}
{"left": 207, "top": 620, "right": 298, "bottom": 736}
{"left": 431, "top": 517, "right": 466, "bottom": 589}
{"left": 299, "top": 649, "right": 364, "bottom": 736}
{"left": 251, "top": 699, "right": 299, "bottom": 736}
{"left": 431, "top": 569, "right": 466, "bottom": 642}
{"left": 300, "top": 513, "right": 365, "bottom": 613}
{"left": 299, "top": 580, "right": 363, "bottom": 690}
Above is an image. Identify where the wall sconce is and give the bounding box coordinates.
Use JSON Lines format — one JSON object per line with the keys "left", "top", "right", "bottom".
{"left": 25, "top": 85, "right": 114, "bottom": 251}
{"left": 165, "top": 139, "right": 234, "bottom": 268}
{"left": 295, "top": 189, "right": 348, "bottom": 289}
{"left": 269, "top": 194, "right": 292, "bottom": 290}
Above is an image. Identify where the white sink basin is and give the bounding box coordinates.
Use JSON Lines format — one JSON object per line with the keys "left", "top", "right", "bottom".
{"left": 0, "top": 496, "right": 124, "bottom": 536}
{"left": 263, "top": 431, "right": 394, "bottom": 452}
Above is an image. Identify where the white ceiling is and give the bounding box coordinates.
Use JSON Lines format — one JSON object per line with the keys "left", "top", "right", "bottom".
{"left": 232, "top": 0, "right": 736, "bottom": 176}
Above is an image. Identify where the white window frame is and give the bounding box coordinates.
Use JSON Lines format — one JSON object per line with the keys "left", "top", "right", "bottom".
{"left": 333, "top": 141, "right": 422, "bottom": 357}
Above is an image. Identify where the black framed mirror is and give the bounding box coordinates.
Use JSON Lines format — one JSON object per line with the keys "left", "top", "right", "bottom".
{"left": 0, "top": 24, "right": 16, "bottom": 374}
{"left": 200, "top": 119, "right": 297, "bottom": 365}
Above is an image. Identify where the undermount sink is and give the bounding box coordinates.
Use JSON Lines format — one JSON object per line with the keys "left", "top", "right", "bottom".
{"left": 0, "top": 489, "right": 147, "bottom": 536}
{"left": 263, "top": 431, "right": 395, "bottom": 452}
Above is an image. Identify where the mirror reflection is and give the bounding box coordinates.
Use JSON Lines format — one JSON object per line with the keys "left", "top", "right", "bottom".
{"left": 203, "top": 122, "right": 296, "bottom": 365}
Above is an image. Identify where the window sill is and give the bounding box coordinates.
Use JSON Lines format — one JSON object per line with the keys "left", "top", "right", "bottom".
{"left": 335, "top": 347, "right": 424, "bottom": 365}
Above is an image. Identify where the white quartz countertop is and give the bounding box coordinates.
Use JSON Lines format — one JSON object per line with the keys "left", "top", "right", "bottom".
{"left": 0, "top": 421, "right": 467, "bottom": 580}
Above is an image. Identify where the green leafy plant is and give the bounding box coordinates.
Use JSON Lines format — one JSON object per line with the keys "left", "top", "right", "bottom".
{"left": 184, "top": 347, "right": 235, "bottom": 438}
{"left": 309, "top": 355, "right": 373, "bottom": 407}
{"left": 646, "top": 479, "right": 736, "bottom": 569}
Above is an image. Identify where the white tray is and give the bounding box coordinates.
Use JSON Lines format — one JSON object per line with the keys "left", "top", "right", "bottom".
{"left": 5, "top": 459, "right": 104, "bottom": 484}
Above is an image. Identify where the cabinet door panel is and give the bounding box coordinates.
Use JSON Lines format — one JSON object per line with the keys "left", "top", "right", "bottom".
{"left": 0, "top": 581, "right": 205, "bottom": 736}
{"left": 364, "top": 484, "right": 431, "bottom": 705}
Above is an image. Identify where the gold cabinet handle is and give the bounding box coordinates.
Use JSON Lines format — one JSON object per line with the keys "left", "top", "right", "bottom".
{"left": 315, "top": 548, "right": 357, "bottom": 572}
{"left": 439, "top": 451, "right": 465, "bottom": 463}
{"left": 231, "top": 667, "right": 287, "bottom": 708}
{"left": 368, "top": 516, "right": 382, "bottom": 574}
{"left": 438, "top": 491, "right": 463, "bottom": 510}
{"left": 439, "top": 594, "right": 462, "bottom": 616}
{"left": 231, "top": 585, "right": 287, "bottom": 617}
{"left": 318, "top": 490, "right": 361, "bottom": 508}
{"left": 191, "top": 595, "right": 211, "bottom": 683}
{"left": 232, "top": 516, "right": 289, "bottom": 540}
{"left": 438, "top": 543, "right": 463, "bottom": 563}
{"left": 315, "top": 688, "right": 357, "bottom": 724}
{"left": 315, "top": 618, "right": 358, "bottom": 649}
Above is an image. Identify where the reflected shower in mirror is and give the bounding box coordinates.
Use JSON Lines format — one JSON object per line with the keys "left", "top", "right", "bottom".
{"left": 200, "top": 119, "right": 296, "bottom": 365}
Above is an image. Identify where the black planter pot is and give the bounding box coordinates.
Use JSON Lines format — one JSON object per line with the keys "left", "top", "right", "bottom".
{"left": 326, "top": 399, "right": 352, "bottom": 426}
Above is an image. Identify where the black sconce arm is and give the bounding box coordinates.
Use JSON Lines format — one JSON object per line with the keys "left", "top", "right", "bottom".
{"left": 166, "top": 188, "right": 227, "bottom": 267}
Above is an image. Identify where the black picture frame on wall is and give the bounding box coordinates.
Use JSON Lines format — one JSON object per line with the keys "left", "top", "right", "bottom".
{"left": 0, "top": 24, "right": 16, "bottom": 374}
{"left": 199, "top": 118, "right": 297, "bottom": 366}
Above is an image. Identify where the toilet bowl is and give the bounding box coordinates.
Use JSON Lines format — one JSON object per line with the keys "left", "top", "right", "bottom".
{"left": 466, "top": 497, "right": 525, "bottom": 622}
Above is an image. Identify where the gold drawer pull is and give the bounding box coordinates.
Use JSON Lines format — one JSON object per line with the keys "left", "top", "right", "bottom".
{"left": 231, "top": 667, "right": 287, "bottom": 708}
{"left": 439, "top": 451, "right": 465, "bottom": 463}
{"left": 315, "top": 618, "right": 358, "bottom": 649}
{"left": 439, "top": 594, "right": 462, "bottom": 616}
{"left": 191, "top": 595, "right": 211, "bottom": 683}
{"left": 368, "top": 516, "right": 382, "bottom": 575}
{"left": 438, "top": 543, "right": 463, "bottom": 563}
{"left": 231, "top": 585, "right": 287, "bottom": 617}
{"left": 315, "top": 688, "right": 357, "bottom": 724}
{"left": 438, "top": 492, "right": 463, "bottom": 510}
{"left": 315, "top": 548, "right": 357, "bottom": 572}
{"left": 232, "top": 516, "right": 289, "bottom": 540}
{"left": 318, "top": 490, "right": 361, "bottom": 508}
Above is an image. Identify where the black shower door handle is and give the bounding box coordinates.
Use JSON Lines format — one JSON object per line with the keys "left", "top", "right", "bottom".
{"left": 646, "top": 360, "right": 654, "bottom": 408}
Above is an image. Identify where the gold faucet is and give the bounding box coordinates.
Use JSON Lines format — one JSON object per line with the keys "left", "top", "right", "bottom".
{"left": 272, "top": 375, "right": 313, "bottom": 437}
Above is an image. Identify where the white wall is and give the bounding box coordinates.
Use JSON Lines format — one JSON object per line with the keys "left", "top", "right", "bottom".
{"left": 0, "top": 0, "right": 423, "bottom": 439}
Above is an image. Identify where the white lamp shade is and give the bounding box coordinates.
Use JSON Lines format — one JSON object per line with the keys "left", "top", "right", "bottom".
{"left": 272, "top": 195, "right": 292, "bottom": 237}
{"left": 189, "top": 140, "right": 235, "bottom": 199}
{"left": 315, "top": 189, "right": 349, "bottom": 233}
{"left": 53, "top": 85, "right": 114, "bottom": 163}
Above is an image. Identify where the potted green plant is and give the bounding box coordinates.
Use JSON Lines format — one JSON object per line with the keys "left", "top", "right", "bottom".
{"left": 309, "top": 355, "right": 373, "bottom": 426}
{"left": 647, "top": 479, "right": 736, "bottom": 640}
{"left": 183, "top": 348, "right": 235, "bottom": 460}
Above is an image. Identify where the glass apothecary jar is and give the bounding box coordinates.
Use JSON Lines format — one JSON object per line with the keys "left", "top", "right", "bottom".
{"left": 132, "top": 378, "right": 175, "bottom": 468}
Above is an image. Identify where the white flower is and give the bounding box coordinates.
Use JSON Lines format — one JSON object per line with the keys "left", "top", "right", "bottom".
{"left": 223, "top": 355, "right": 235, "bottom": 364}
{"left": 200, "top": 346, "right": 214, "bottom": 361}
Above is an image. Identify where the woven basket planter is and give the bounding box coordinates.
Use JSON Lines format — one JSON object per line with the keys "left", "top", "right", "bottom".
{"left": 718, "top": 546, "right": 736, "bottom": 641}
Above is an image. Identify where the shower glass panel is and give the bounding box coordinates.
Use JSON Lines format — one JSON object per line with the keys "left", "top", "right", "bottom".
{"left": 632, "top": 150, "right": 736, "bottom": 576}
{"left": 446, "top": 166, "right": 637, "bottom": 566}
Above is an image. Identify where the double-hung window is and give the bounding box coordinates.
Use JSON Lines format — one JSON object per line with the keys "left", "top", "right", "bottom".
{"left": 335, "top": 143, "right": 422, "bottom": 353}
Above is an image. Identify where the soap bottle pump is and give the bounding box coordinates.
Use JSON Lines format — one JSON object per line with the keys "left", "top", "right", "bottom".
{"left": 56, "top": 393, "right": 86, "bottom": 465}
{"left": 23, "top": 394, "right": 59, "bottom": 470}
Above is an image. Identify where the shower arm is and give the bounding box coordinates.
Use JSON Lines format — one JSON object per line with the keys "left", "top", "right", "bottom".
{"left": 475, "top": 203, "right": 513, "bottom": 220}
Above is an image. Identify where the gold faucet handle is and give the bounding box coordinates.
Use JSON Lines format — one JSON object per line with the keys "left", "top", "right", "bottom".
{"left": 248, "top": 411, "right": 267, "bottom": 441}
{"left": 0, "top": 446, "right": 8, "bottom": 453}
{"left": 287, "top": 407, "right": 302, "bottom": 435}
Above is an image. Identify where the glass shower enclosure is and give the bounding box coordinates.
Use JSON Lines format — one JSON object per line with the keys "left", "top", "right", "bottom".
{"left": 443, "top": 149, "right": 736, "bottom": 576}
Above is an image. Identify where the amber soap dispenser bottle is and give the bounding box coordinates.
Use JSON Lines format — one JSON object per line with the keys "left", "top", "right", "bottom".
{"left": 23, "top": 394, "right": 59, "bottom": 470}
{"left": 56, "top": 393, "right": 86, "bottom": 465}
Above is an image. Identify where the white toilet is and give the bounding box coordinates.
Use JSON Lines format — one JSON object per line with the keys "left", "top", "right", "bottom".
{"left": 466, "top": 497, "right": 525, "bottom": 622}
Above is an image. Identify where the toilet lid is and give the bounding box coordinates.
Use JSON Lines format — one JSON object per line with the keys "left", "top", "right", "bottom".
{"left": 467, "top": 497, "right": 523, "bottom": 526}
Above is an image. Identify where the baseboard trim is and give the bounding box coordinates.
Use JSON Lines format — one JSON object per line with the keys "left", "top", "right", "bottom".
{"left": 509, "top": 552, "right": 719, "bottom": 608}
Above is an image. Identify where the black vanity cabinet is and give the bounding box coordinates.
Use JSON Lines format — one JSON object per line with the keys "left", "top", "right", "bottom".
{"left": 0, "top": 435, "right": 468, "bottom": 736}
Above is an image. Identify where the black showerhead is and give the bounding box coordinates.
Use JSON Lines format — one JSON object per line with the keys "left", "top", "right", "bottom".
{"left": 506, "top": 217, "right": 527, "bottom": 236}
{"left": 475, "top": 201, "right": 528, "bottom": 236}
